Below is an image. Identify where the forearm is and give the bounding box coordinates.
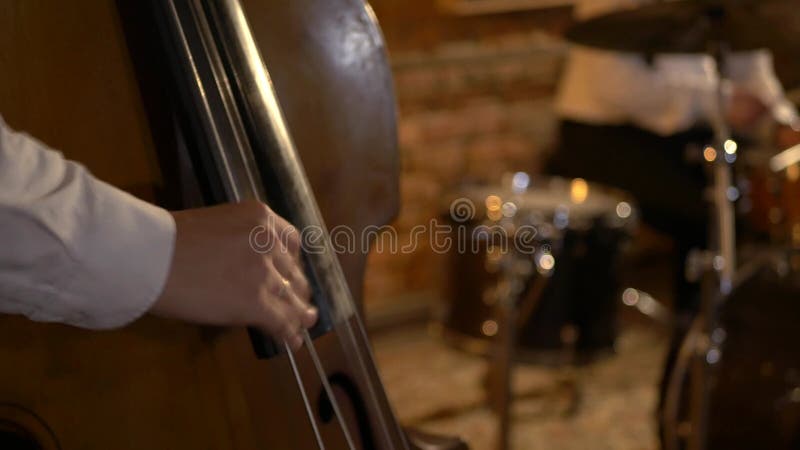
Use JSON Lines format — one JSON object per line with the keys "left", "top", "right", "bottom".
{"left": 0, "top": 116, "right": 176, "bottom": 329}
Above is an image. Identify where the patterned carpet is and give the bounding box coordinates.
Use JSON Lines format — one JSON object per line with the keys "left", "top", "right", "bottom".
{"left": 372, "top": 323, "right": 667, "bottom": 450}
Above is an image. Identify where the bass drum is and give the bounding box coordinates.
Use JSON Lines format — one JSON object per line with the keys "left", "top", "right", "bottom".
{"left": 705, "top": 258, "right": 800, "bottom": 449}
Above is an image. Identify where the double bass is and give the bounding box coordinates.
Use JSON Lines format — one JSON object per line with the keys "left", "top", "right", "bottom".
{"left": 0, "top": 0, "right": 466, "bottom": 449}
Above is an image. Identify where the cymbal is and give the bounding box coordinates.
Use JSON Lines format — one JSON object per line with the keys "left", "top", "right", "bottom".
{"left": 565, "top": 0, "right": 800, "bottom": 54}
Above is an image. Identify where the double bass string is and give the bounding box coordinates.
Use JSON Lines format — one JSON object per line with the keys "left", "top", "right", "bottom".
{"left": 285, "top": 340, "right": 328, "bottom": 450}
{"left": 302, "top": 331, "right": 358, "bottom": 450}
{"left": 333, "top": 308, "right": 409, "bottom": 450}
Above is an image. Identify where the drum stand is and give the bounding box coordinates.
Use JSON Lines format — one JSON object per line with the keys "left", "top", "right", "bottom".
{"left": 489, "top": 250, "right": 526, "bottom": 450}
{"left": 486, "top": 247, "right": 575, "bottom": 450}
{"left": 664, "top": 41, "right": 738, "bottom": 450}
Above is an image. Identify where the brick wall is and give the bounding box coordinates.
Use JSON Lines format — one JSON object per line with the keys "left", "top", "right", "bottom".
{"left": 363, "top": 1, "right": 573, "bottom": 314}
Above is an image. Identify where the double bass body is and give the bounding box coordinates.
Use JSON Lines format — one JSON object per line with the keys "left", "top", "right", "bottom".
{"left": 0, "top": 0, "right": 432, "bottom": 448}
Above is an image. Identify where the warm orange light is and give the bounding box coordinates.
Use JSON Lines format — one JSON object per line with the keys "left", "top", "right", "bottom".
{"left": 487, "top": 208, "right": 503, "bottom": 221}
{"left": 481, "top": 320, "right": 499, "bottom": 337}
{"left": 485, "top": 195, "right": 502, "bottom": 211}
{"left": 539, "top": 254, "right": 555, "bottom": 271}
{"left": 570, "top": 178, "right": 589, "bottom": 204}
{"left": 703, "top": 147, "right": 717, "bottom": 162}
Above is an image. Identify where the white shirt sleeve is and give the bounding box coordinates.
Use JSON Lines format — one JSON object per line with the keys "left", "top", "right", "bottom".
{"left": 555, "top": 49, "right": 712, "bottom": 135}
{"left": 0, "top": 116, "right": 176, "bottom": 329}
{"left": 727, "top": 50, "right": 799, "bottom": 127}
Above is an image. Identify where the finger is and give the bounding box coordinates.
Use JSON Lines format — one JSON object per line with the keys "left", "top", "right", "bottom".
{"left": 264, "top": 258, "right": 294, "bottom": 300}
{"left": 256, "top": 299, "right": 291, "bottom": 343}
{"left": 249, "top": 202, "right": 300, "bottom": 256}
{"left": 282, "top": 225, "right": 301, "bottom": 256}
{"left": 267, "top": 206, "right": 292, "bottom": 231}
{"left": 271, "top": 251, "right": 299, "bottom": 280}
{"left": 267, "top": 210, "right": 301, "bottom": 257}
{"left": 290, "top": 266, "right": 312, "bottom": 302}
{"left": 287, "top": 332, "right": 304, "bottom": 352}
{"left": 278, "top": 311, "right": 303, "bottom": 345}
{"left": 301, "top": 305, "right": 318, "bottom": 329}
{"left": 267, "top": 264, "right": 316, "bottom": 330}
{"left": 272, "top": 255, "right": 311, "bottom": 302}
{"left": 283, "top": 266, "right": 311, "bottom": 305}
{"left": 256, "top": 278, "right": 302, "bottom": 343}
{"left": 258, "top": 220, "right": 314, "bottom": 336}
{"left": 286, "top": 288, "right": 318, "bottom": 329}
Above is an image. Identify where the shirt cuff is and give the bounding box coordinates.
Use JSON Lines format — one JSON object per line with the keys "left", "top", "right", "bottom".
{"left": 62, "top": 179, "right": 177, "bottom": 329}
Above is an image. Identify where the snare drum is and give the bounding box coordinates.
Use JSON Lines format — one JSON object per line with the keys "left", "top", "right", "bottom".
{"left": 436, "top": 174, "right": 637, "bottom": 363}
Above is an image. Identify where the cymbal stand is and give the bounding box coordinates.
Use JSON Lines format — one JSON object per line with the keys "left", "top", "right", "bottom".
{"left": 683, "top": 39, "right": 737, "bottom": 450}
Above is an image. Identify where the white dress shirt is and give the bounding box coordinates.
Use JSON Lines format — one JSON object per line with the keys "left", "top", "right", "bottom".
{"left": 556, "top": 0, "right": 795, "bottom": 136}
{"left": 0, "top": 116, "right": 176, "bottom": 329}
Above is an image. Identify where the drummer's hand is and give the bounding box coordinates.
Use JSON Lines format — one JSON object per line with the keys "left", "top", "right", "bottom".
{"left": 726, "top": 86, "right": 768, "bottom": 130}
{"left": 150, "top": 201, "right": 317, "bottom": 351}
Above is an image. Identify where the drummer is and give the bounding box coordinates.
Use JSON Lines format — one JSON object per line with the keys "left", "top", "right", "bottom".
{"left": 547, "top": 0, "right": 799, "bottom": 434}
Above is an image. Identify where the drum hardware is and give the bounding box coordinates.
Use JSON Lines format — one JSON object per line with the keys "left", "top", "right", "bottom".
{"left": 658, "top": 88, "right": 714, "bottom": 450}
{"left": 488, "top": 248, "right": 543, "bottom": 450}
{"left": 685, "top": 250, "right": 722, "bottom": 284}
{"left": 674, "top": 40, "right": 739, "bottom": 450}
{"left": 689, "top": 246, "right": 786, "bottom": 289}
{"left": 485, "top": 235, "right": 583, "bottom": 450}
{"left": 621, "top": 288, "right": 674, "bottom": 327}
{"left": 662, "top": 316, "right": 708, "bottom": 450}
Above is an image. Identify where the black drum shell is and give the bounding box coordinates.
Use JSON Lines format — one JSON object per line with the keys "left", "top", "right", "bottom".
{"left": 438, "top": 217, "right": 630, "bottom": 364}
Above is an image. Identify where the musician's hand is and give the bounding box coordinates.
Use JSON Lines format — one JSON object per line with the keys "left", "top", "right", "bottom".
{"left": 726, "top": 87, "right": 768, "bottom": 130}
{"left": 150, "top": 201, "right": 317, "bottom": 351}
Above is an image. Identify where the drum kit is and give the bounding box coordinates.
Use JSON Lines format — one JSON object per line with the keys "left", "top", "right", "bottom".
{"left": 433, "top": 1, "right": 800, "bottom": 449}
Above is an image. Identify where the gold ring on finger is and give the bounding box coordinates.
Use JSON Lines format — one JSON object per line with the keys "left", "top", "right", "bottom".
{"left": 278, "top": 277, "right": 291, "bottom": 299}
